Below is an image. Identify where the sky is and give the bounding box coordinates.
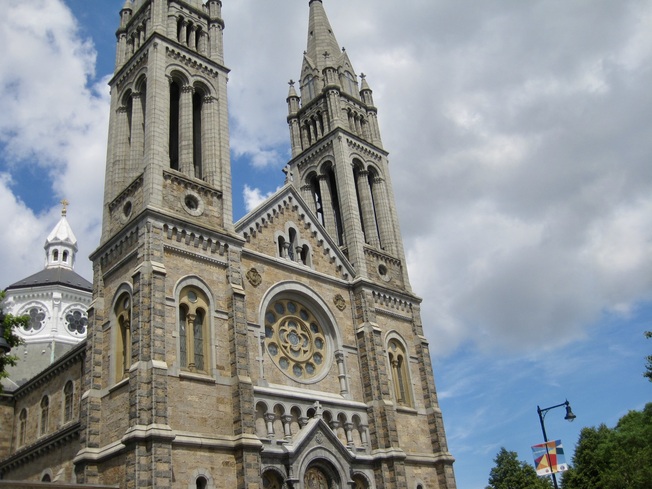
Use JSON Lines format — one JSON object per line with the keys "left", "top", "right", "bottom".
{"left": 0, "top": 0, "right": 650, "bottom": 488}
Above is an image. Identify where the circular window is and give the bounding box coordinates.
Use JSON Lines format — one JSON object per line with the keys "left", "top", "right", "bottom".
{"left": 65, "top": 309, "right": 88, "bottom": 336}
{"left": 22, "top": 307, "right": 46, "bottom": 333}
{"left": 264, "top": 299, "right": 330, "bottom": 382}
{"left": 182, "top": 191, "right": 205, "bottom": 216}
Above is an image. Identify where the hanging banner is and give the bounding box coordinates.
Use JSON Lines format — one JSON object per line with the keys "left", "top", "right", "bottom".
{"left": 531, "top": 439, "right": 568, "bottom": 476}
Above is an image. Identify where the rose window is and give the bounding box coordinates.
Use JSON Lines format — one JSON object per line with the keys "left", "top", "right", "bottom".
{"left": 264, "top": 299, "right": 328, "bottom": 381}
{"left": 22, "top": 307, "right": 46, "bottom": 333}
{"left": 65, "top": 309, "right": 88, "bottom": 335}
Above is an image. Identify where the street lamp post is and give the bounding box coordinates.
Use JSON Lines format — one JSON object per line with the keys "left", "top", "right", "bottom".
{"left": 537, "top": 400, "right": 576, "bottom": 489}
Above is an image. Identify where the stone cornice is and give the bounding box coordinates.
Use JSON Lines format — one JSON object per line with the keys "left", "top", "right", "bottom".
{"left": 0, "top": 422, "right": 81, "bottom": 473}
{"left": 12, "top": 343, "right": 85, "bottom": 400}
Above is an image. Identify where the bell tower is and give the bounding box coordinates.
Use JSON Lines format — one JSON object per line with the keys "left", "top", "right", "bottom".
{"left": 78, "top": 1, "right": 239, "bottom": 487}
{"left": 101, "top": 0, "right": 232, "bottom": 242}
{"left": 286, "top": 0, "right": 410, "bottom": 290}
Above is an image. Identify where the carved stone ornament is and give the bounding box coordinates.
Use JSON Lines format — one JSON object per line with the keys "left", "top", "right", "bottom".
{"left": 246, "top": 268, "right": 262, "bottom": 287}
{"left": 315, "top": 430, "right": 324, "bottom": 445}
{"left": 333, "top": 294, "right": 346, "bottom": 311}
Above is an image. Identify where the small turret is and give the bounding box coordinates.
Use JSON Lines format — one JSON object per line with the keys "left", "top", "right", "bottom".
{"left": 44, "top": 200, "right": 78, "bottom": 270}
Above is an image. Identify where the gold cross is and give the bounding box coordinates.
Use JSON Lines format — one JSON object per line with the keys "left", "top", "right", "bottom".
{"left": 60, "top": 199, "right": 69, "bottom": 217}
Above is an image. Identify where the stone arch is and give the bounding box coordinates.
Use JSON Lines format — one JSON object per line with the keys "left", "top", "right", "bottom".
{"left": 352, "top": 472, "right": 372, "bottom": 489}
{"left": 110, "top": 283, "right": 134, "bottom": 385}
{"left": 258, "top": 281, "right": 346, "bottom": 387}
{"left": 384, "top": 331, "right": 415, "bottom": 408}
{"left": 261, "top": 467, "right": 285, "bottom": 489}
{"left": 187, "top": 468, "right": 215, "bottom": 489}
{"left": 298, "top": 449, "right": 347, "bottom": 489}
{"left": 174, "top": 276, "right": 216, "bottom": 375}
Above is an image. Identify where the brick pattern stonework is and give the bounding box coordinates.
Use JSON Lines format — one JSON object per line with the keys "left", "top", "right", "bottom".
{"left": 0, "top": 1, "right": 456, "bottom": 488}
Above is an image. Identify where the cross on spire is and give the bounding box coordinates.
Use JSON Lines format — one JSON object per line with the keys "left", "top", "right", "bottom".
{"left": 60, "top": 199, "right": 69, "bottom": 217}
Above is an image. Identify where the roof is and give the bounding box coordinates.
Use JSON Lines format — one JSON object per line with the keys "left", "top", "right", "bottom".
{"left": 5, "top": 267, "right": 92, "bottom": 293}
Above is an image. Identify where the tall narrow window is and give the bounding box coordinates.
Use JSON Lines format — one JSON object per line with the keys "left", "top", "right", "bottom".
{"left": 192, "top": 91, "right": 203, "bottom": 178}
{"left": 18, "top": 409, "right": 27, "bottom": 446}
{"left": 115, "top": 294, "right": 132, "bottom": 382}
{"left": 327, "top": 169, "right": 344, "bottom": 246}
{"left": 179, "top": 287, "right": 209, "bottom": 373}
{"left": 169, "top": 81, "right": 181, "bottom": 170}
{"left": 388, "top": 339, "right": 412, "bottom": 407}
{"left": 63, "top": 381, "right": 74, "bottom": 423}
{"left": 40, "top": 396, "right": 49, "bottom": 436}
{"left": 196, "top": 476, "right": 208, "bottom": 489}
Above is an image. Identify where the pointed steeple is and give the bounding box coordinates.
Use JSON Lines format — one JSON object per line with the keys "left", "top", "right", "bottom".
{"left": 44, "top": 200, "right": 78, "bottom": 270}
{"left": 305, "top": 0, "right": 342, "bottom": 72}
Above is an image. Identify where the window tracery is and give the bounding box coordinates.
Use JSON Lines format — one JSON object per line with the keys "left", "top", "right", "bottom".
{"left": 179, "top": 287, "right": 209, "bottom": 373}
{"left": 65, "top": 308, "right": 88, "bottom": 336}
{"left": 115, "top": 293, "right": 132, "bottom": 382}
{"left": 264, "top": 298, "right": 329, "bottom": 382}
{"left": 21, "top": 306, "right": 46, "bottom": 334}
{"left": 388, "top": 338, "right": 412, "bottom": 407}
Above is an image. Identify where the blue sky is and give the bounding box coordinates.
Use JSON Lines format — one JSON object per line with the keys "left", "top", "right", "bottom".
{"left": 0, "top": 1, "right": 651, "bottom": 488}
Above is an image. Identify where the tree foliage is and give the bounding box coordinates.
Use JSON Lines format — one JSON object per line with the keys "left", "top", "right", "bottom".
{"left": 486, "top": 447, "right": 553, "bottom": 489}
{"left": 562, "top": 403, "right": 652, "bottom": 489}
{"left": 0, "top": 291, "right": 27, "bottom": 392}
{"left": 645, "top": 331, "right": 652, "bottom": 382}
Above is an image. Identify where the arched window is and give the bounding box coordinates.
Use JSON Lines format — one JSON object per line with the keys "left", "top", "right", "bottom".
{"left": 41, "top": 474, "right": 51, "bottom": 482}
{"left": 115, "top": 293, "right": 132, "bottom": 382}
{"left": 18, "top": 409, "right": 27, "bottom": 446}
{"left": 179, "top": 287, "right": 209, "bottom": 373}
{"left": 40, "top": 396, "right": 49, "bottom": 436}
{"left": 192, "top": 89, "right": 204, "bottom": 178}
{"left": 353, "top": 474, "right": 369, "bottom": 489}
{"left": 388, "top": 338, "right": 412, "bottom": 407}
{"left": 261, "top": 470, "right": 283, "bottom": 489}
{"left": 53, "top": 250, "right": 59, "bottom": 262}
{"left": 63, "top": 381, "right": 74, "bottom": 423}
{"left": 169, "top": 80, "right": 181, "bottom": 170}
{"left": 196, "top": 476, "right": 208, "bottom": 489}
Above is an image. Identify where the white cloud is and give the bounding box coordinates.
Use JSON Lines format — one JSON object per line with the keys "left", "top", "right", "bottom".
{"left": 243, "top": 184, "right": 281, "bottom": 213}
{"left": 0, "top": 0, "right": 109, "bottom": 284}
{"left": 2, "top": 0, "right": 651, "bottom": 363}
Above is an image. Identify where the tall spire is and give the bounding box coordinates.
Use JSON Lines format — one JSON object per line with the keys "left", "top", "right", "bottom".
{"left": 306, "top": 0, "right": 343, "bottom": 72}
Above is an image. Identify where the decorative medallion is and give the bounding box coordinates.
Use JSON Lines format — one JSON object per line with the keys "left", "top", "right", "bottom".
{"left": 333, "top": 294, "right": 346, "bottom": 311}
{"left": 246, "top": 268, "right": 262, "bottom": 287}
{"left": 264, "top": 299, "right": 330, "bottom": 383}
{"left": 315, "top": 431, "right": 324, "bottom": 445}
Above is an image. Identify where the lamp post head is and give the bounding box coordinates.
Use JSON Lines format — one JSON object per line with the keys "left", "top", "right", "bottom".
{"left": 564, "top": 401, "right": 576, "bottom": 422}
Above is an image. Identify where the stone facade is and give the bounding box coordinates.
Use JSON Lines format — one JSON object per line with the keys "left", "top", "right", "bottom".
{"left": 0, "top": 1, "right": 456, "bottom": 488}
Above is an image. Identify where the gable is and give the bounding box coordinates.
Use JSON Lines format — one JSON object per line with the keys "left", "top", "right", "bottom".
{"left": 235, "top": 186, "right": 355, "bottom": 281}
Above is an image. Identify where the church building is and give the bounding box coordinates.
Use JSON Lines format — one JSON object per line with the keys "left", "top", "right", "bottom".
{"left": 0, "top": 1, "right": 457, "bottom": 488}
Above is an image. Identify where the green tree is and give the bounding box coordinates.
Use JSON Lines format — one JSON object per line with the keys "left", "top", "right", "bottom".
{"left": 645, "top": 331, "right": 652, "bottom": 382}
{"left": 562, "top": 403, "right": 652, "bottom": 489}
{"left": 486, "top": 447, "right": 553, "bottom": 489}
{"left": 0, "top": 290, "right": 26, "bottom": 393}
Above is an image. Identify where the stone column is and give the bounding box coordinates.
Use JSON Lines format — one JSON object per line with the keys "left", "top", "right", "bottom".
{"left": 179, "top": 85, "right": 195, "bottom": 177}
{"left": 201, "top": 95, "right": 218, "bottom": 184}
{"left": 356, "top": 170, "right": 380, "bottom": 247}
{"left": 371, "top": 176, "right": 395, "bottom": 254}
{"left": 318, "top": 175, "right": 338, "bottom": 239}
{"left": 129, "top": 91, "right": 145, "bottom": 178}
